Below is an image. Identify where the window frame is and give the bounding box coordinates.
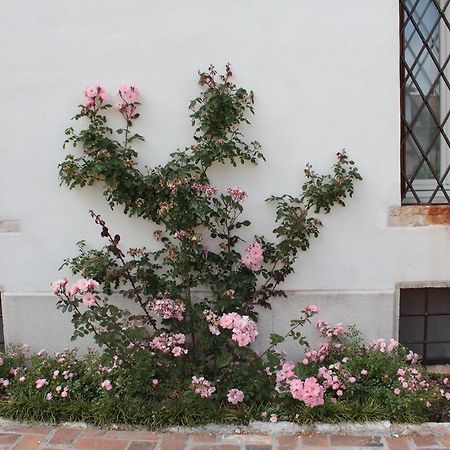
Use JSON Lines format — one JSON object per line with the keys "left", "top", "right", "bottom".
{"left": 399, "top": 286, "right": 450, "bottom": 365}
{"left": 400, "top": 0, "right": 450, "bottom": 204}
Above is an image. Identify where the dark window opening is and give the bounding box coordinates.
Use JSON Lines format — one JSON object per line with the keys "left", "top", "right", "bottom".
{"left": 399, "top": 287, "right": 450, "bottom": 364}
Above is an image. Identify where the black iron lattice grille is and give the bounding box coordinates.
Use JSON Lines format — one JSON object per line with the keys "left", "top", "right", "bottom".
{"left": 400, "top": 0, "right": 450, "bottom": 204}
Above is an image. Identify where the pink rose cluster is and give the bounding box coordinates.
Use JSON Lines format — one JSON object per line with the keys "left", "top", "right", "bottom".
{"left": 83, "top": 85, "right": 108, "bottom": 109}
{"left": 316, "top": 320, "right": 348, "bottom": 338}
{"left": 317, "top": 365, "right": 347, "bottom": 398}
{"left": 192, "top": 182, "right": 217, "bottom": 196}
{"left": 304, "top": 305, "right": 320, "bottom": 316}
{"left": 241, "top": 241, "right": 264, "bottom": 271}
{"left": 219, "top": 312, "right": 258, "bottom": 346}
{"left": 275, "top": 362, "right": 325, "bottom": 407}
{"left": 191, "top": 376, "right": 216, "bottom": 398}
{"left": 52, "top": 277, "right": 100, "bottom": 308}
{"left": 51, "top": 278, "right": 68, "bottom": 294}
{"left": 226, "top": 187, "right": 247, "bottom": 202}
{"left": 396, "top": 367, "right": 428, "bottom": 394}
{"left": 369, "top": 338, "right": 398, "bottom": 353}
{"left": 115, "top": 84, "right": 139, "bottom": 119}
{"left": 148, "top": 298, "right": 185, "bottom": 321}
{"left": 304, "top": 342, "right": 330, "bottom": 364}
{"left": 290, "top": 377, "right": 325, "bottom": 408}
{"left": 173, "top": 230, "right": 189, "bottom": 239}
{"left": 101, "top": 379, "right": 113, "bottom": 391}
{"left": 203, "top": 309, "right": 221, "bottom": 336}
{"left": 149, "top": 332, "right": 187, "bottom": 357}
{"left": 406, "top": 350, "right": 420, "bottom": 364}
{"left": 227, "top": 388, "right": 245, "bottom": 404}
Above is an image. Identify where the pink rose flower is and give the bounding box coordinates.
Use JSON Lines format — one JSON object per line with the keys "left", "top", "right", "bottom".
{"left": 227, "top": 388, "right": 244, "bottom": 405}
{"left": 51, "top": 278, "right": 68, "bottom": 294}
{"left": 82, "top": 292, "right": 96, "bottom": 307}
{"left": 118, "top": 84, "right": 139, "bottom": 103}
{"left": 36, "top": 379, "right": 48, "bottom": 389}
{"left": 101, "top": 379, "right": 112, "bottom": 391}
{"left": 304, "top": 305, "right": 319, "bottom": 315}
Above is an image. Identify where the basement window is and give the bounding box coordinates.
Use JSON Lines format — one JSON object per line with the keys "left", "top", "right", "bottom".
{"left": 399, "top": 287, "right": 450, "bottom": 364}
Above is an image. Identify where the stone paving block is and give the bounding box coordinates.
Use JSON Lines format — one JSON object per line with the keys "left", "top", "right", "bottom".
{"left": 50, "top": 427, "right": 82, "bottom": 445}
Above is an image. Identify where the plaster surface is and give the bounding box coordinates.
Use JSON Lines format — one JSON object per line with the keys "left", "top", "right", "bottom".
{"left": 0, "top": 1, "right": 448, "bottom": 348}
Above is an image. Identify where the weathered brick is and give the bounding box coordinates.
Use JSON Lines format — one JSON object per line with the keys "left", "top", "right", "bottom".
{"left": 80, "top": 429, "right": 108, "bottom": 438}
{"left": 160, "top": 434, "right": 189, "bottom": 450}
{"left": 50, "top": 427, "right": 81, "bottom": 445}
{"left": 11, "top": 425, "right": 51, "bottom": 434}
{"left": 385, "top": 436, "right": 411, "bottom": 450}
{"left": 128, "top": 441, "right": 157, "bottom": 450}
{"left": 0, "top": 433, "right": 20, "bottom": 445}
{"left": 105, "top": 430, "right": 159, "bottom": 440}
{"left": 192, "top": 446, "right": 240, "bottom": 450}
{"left": 74, "top": 438, "right": 128, "bottom": 449}
{"left": 300, "top": 434, "right": 330, "bottom": 447}
{"left": 411, "top": 435, "right": 438, "bottom": 447}
{"left": 330, "top": 434, "right": 383, "bottom": 447}
{"left": 277, "top": 434, "right": 300, "bottom": 449}
{"left": 192, "top": 433, "right": 218, "bottom": 443}
{"left": 12, "top": 434, "right": 45, "bottom": 450}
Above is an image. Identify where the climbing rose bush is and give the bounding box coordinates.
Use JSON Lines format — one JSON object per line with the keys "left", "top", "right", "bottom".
{"left": 55, "top": 64, "right": 450, "bottom": 424}
{"left": 0, "top": 67, "right": 445, "bottom": 425}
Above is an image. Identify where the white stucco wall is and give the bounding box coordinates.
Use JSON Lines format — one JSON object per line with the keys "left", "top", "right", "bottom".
{"left": 1, "top": 0, "right": 448, "bottom": 352}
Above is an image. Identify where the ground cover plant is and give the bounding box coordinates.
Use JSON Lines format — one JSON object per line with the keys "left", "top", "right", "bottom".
{"left": 1, "top": 65, "right": 448, "bottom": 426}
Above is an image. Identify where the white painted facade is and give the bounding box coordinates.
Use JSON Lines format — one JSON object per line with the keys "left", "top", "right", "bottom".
{"left": 1, "top": 1, "right": 448, "bottom": 353}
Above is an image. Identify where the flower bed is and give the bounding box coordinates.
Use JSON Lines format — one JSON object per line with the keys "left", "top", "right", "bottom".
{"left": 0, "top": 316, "right": 449, "bottom": 427}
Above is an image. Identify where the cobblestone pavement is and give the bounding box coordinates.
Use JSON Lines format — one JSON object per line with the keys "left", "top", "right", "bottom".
{"left": 0, "top": 422, "right": 450, "bottom": 450}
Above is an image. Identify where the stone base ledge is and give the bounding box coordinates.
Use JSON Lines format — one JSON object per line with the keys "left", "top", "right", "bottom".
{"left": 388, "top": 205, "right": 450, "bottom": 227}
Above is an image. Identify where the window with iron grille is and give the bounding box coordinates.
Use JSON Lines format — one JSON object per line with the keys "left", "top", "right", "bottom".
{"left": 399, "top": 288, "right": 450, "bottom": 364}
{"left": 400, "top": 0, "right": 450, "bottom": 204}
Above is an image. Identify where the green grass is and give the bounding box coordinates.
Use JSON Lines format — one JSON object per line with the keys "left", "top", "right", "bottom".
{"left": 0, "top": 394, "right": 430, "bottom": 428}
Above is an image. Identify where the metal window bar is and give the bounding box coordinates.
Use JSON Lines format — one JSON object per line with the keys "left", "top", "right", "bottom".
{"left": 400, "top": 0, "right": 450, "bottom": 204}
